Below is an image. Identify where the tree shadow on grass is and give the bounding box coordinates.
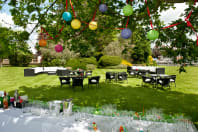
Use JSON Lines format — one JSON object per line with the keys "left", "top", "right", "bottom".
{"left": 9, "top": 82, "right": 198, "bottom": 126}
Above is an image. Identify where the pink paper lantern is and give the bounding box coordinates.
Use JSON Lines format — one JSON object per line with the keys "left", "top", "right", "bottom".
{"left": 55, "top": 44, "right": 63, "bottom": 52}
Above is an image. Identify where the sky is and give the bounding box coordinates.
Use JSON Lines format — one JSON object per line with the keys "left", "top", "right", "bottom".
{"left": 0, "top": 1, "right": 196, "bottom": 54}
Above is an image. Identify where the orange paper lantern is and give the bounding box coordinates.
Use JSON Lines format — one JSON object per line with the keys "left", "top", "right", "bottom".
{"left": 39, "top": 39, "right": 47, "bottom": 47}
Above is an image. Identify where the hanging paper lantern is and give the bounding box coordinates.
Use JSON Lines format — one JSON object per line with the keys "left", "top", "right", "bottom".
{"left": 147, "top": 30, "right": 159, "bottom": 40}
{"left": 55, "top": 44, "right": 63, "bottom": 52}
{"left": 62, "top": 12, "right": 72, "bottom": 22}
{"left": 121, "top": 28, "right": 132, "bottom": 39}
{"left": 123, "top": 4, "right": 133, "bottom": 16}
{"left": 89, "top": 21, "right": 97, "bottom": 30}
{"left": 99, "top": 4, "right": 108, "bottom": 13}
{"left": 39, "top": 39, "right": 47, "bottom": 47}
{"left": 71, "top": 19, "right": 81, "bottom": 29}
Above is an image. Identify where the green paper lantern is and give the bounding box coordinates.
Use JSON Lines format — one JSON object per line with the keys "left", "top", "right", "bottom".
{"left": 147, "top": 30, "right": 159, "bottom": 40}
{"left": 123, "top": 4, "right": 133, "bottom": 16}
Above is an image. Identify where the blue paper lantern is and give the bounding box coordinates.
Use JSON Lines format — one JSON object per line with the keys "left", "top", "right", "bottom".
{"left": 62, "top": 12, "right": 72, "bottom": 22}
{"left": 121, "top": 28, "right": 132, "bottom": 39}
{"left": 99, "top": 4, "right": 108, "bottom": 13}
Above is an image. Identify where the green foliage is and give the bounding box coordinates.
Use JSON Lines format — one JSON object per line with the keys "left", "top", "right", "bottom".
{"left": 8, "top": 51, "right": 32, "bottom": 66}
{"left": 3, "top": 0, "right": 174, "bottom": 57}
{"left": 86, "top": 64, "right": 96, "bottom": 70}
{"left": 80, "top": 57, "right": 97, "bottom": 65}
{"left": 50, "top": 59, "right": 63, "bottom": 66}
{"left": 94, "top": 52, "right": 104, "bottom": 61}
{"left": 19, "top": 31, "right": 30, "bottom": 41}
{"left": 98, "top": 55, "right": 122, "bottom": 66}
{"left": 130, "top": 28, "right": 151, "bottom": 64}
{"left": 66, "top": 58, "right": 87, "bottom": 70}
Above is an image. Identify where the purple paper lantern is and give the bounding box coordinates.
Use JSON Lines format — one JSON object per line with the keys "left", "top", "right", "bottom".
{"left": 121, "top": 28, "right": 132, "bottom": 39}
{"left": 55, "top": 44, "right": 63, "bottom": 52}
{"left": 99, "top": 4, "right": 108, "bottom": 13}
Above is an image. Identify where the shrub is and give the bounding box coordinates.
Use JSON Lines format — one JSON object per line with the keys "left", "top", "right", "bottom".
{"left": 66, "top": 58, "right": 87, "bottom": 70}
{"left": 86, "top": 64, "right": 96, "bottom": 70}
{"left": 9, "top": 51, "right": 32, "bottom": 66}
{"left": 98, "top": 56, "right": 122, "bottom": 66}
{"left": 80, "top": 57, "right": 97, "bottom": 65}
{"left": 101, "top": 64, "right": 127, "bottom": 69}
{"left": 94, "top": 52, "right": 104, "bottom": 61}
{"left": 50, "top": 59, "right": 63, "bottom": 66}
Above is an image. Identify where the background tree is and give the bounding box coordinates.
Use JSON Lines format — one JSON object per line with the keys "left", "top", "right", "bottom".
{"left": 156, "top": 5, "right": 198, "bottom": 67}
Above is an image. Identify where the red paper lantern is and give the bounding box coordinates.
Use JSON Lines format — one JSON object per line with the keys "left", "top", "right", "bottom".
{"left": 39, "top": 39, "right": 47, "bottom": 47}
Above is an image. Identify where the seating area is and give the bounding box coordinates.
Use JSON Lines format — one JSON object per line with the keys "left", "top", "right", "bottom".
{"left": 127, "top": 66, "right": 165, "bottom": 76}
{"left": 24, "top": 67, "right": 68, "bottom": 76}
{"left": 105, "top": 72, "right": 128, "bottom": 83}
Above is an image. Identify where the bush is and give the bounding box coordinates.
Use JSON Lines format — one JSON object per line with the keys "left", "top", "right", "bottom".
{"left": 86, "top": 64, "right": 96, "bottom": 70}
{"left": 9, "top": 51, "right": 32, "bottom": 66}
{"left": 100, "top": 64, "right": 127, "bottom": 69}
{"left": 66, "top": 58, "right": 87, "bottom": 70}
{"left": 94, "top": 52, "right": 104, "bottom": 61}
{"left": 80, "top": 57, "right": 97, "bottom": 65}
{"left": 50, "top": 59, "right": 63, "bottom": 66}
{"left": 98, "top": 56, "right": 122, "bottom": 66}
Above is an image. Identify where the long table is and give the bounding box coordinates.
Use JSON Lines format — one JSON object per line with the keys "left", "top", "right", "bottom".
{"left": 0, "top": 108, "right": 197, "bottom": 132}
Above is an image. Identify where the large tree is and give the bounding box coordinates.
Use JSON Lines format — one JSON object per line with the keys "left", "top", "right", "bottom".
{"left": 0, "top": 0, "right": 173, "bottom": 54}
{"left": 1, "top": 0, "right": 197, "bottom": 65}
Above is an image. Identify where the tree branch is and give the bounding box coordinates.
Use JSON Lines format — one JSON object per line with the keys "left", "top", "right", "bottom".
{"left": 29, "top": 0, "right": 59, "bottom": 36}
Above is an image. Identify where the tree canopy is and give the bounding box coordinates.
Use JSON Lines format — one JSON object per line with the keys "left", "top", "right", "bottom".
{"left": 0, "top": 0, "right": 197, "bottom": 64}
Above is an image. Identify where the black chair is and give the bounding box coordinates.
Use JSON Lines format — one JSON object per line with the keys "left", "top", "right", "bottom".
{"left": 142, "top": 75, "right": 154, "bottom": 87}
{"left": 69, "top": 71, "right": 77, "bottom": 76}
{"left": 117, "top": 72, "right": 128, "bottom": 83}
{"left": 85, "top": 71, "right": 92, "bottom": 77}
{"left": 72, "top": 77, "right": 84, "bottom": 90}
{"left": 56, "top": 69, "right": 70, "bottom": 76}
{"left": 127, "top": 66, "right": 132, "bottom": 73}
{"left": 138, "top": 70, "right": 149, "bottom": 77}
{"left": 156, "top": 68, "right": 165, "bottom": 74}
{"left": 169, "top": 75, "right": 176, "bottom": 87}
{"left": 88, "top": 76, "right": 100, "bottom": 88}
{"left": 105, "top": 72, "right": 116, "bottom": 82}
{"left": 156, "top": 77, "right": 171, "bottom": 89}
{"left": 59, "top": 77, "right": 71, "bottom": 88}
{"left": 128, "top": 70, "right": 138, "bottom": 77}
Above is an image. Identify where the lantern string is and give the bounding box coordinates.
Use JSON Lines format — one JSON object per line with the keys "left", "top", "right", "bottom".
{"left": 145, "top": 0, "right": 197, "bottom": 45}
{"left": 66, "top": 0, "right": 68, "bottom": 11}
{"left": 92, "top": 0, "right": 101, "bottom": 21}
{"left": 69, "top": 0, "right": 76, "bottom": 17}
{"left": 41, "top": 27, "right": 43, "bottom": 39}
{"left": 125, "top": 17, "right": 130, "bottom": 28}
{"left": 145, "top": 0, "right": 154, "bottom": 29}
{"left": 160, "top": 22, "right": 181, "bottom": 29}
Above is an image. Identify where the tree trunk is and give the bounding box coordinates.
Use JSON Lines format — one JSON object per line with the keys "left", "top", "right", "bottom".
{"left": 0, "top": 58, "right": 3, "bottom": 68}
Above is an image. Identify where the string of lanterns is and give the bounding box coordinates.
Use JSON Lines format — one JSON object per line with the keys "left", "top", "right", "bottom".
{"left": 39, "top": 0, "right": 198, "bottom": 52}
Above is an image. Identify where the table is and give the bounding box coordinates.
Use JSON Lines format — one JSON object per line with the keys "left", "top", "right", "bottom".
{"left": 149, "top": 74, "right": 170, "bottom": 88}
{"left": 0, "top": 108, "right": 197, "bottom": 132}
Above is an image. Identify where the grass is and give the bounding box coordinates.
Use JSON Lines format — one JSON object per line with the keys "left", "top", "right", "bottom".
{"left": 0, "top": 66, "right": 198, "bottom": 127}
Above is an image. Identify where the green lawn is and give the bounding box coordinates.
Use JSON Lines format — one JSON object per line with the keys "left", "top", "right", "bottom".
{"left": 0, "top": 66, "right": 198, "bottom": 126}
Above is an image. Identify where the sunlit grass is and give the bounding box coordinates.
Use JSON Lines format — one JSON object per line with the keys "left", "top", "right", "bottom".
{"left": 0, "top": 66, "right": 198, "bottom": 126}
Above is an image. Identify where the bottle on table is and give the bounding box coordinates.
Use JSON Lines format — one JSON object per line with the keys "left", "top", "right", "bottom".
{"left": 0, "top": 95, "right": 3, "bottom": 108}
{"left": 3, "top": 91, "right": 8, "bottom": 109}
{"left": 14, "top": 90, "right": 19, "bottom": 107}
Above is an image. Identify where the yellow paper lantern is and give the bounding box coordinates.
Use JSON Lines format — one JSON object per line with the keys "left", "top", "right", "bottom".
{"left": 39, "top": 39, "right": 47, "bottom": 47}
{"left": 89, "top": 21, "right": 97, "bottom": 30}
{"left": 71, "top": 19, "right": 81, "bottom": 29}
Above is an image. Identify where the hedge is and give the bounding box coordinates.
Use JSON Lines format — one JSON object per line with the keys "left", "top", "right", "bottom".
{"left": 98, "top": 55, "right": 122, "bottom": 66}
